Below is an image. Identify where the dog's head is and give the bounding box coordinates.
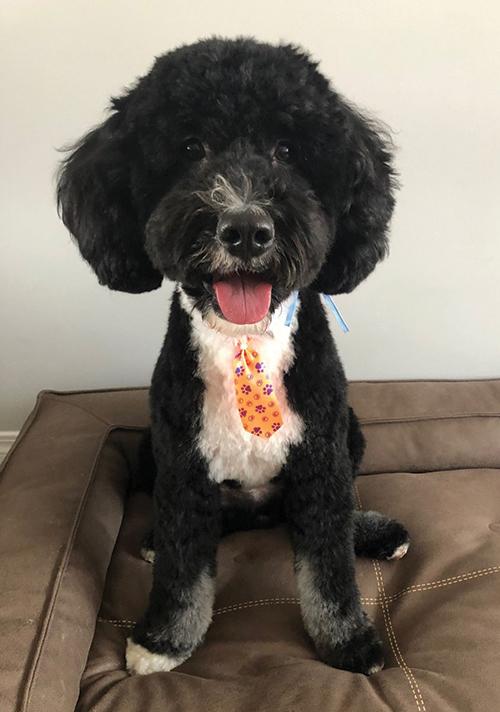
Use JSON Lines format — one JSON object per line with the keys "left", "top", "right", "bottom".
{"left": 58, "top": 37, "right": 396, "bottom": 325}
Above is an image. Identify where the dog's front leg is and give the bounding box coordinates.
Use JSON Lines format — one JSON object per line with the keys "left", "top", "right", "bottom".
{"left": 284, "top": 442, "right": 384, "bottom": 675}
{"left": 126, "top": 459, "right": 220, "bottom": 675}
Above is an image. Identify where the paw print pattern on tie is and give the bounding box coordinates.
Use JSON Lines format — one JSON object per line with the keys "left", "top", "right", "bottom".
{"left": 233, "top": 340, "right": 283, "bottom": 438}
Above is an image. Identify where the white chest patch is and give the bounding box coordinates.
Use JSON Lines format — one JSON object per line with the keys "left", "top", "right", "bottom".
{"left": 180, "top": 289, "right": 304, "bottom": 488}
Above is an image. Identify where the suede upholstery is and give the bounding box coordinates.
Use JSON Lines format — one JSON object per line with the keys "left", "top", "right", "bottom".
{"left": 1, "top": 381, "right": 499, "bottom": 711}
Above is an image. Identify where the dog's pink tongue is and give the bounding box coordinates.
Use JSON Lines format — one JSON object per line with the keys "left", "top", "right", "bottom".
{"left": 213, "top": 274, "right": 272, "bottom": 324}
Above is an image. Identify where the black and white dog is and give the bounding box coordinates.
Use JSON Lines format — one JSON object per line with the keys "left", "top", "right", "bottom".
{"left": 58, "top": 37, "right": 409, "bottom": 676}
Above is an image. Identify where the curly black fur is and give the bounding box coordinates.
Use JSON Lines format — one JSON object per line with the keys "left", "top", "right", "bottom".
{"left": 57, "top": 37, "right": 407, "bottom": 676}
{"left": 58, "top": 37, "right": 396, "bottom": 298}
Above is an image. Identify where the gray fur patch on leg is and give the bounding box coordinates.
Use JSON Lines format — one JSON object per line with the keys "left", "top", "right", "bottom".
{"left": 295, "top": 555, "right": 384, "bottom": 674}
{"left": 296, "top": 557, "right": 355, "bottom": 649}
{"left": 127, "top": 568, "right": 215, "bottom": 676}
{"left": 168, "top": 569, "right": 215, "bottom": 652}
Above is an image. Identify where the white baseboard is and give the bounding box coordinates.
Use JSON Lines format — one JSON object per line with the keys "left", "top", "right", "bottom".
{"left": 0, "top": 431, "right": 19, "bottom": 464}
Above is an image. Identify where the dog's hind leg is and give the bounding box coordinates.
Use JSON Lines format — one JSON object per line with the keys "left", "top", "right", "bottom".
{"left": 348, "top": 410, "right": 410, "bottom": 560}
{"left": 130, "top": 428, "right": 157, "bottom": 495}
{"left": 140, "top": 529, "right": 156, "bottom": 564}
{"left": 140, "top": 481, "right": 285, "bottom": 564}
{"left": 353, "top": 510, "right": 410, "bottom": 560}
{"left": 347, "top": 407, "right": 366, "bottom": 476}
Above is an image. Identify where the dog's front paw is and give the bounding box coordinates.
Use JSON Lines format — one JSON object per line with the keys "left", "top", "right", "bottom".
{"left": 126, "top": 638, "right": 187, "bottom": 675}
{"left": 317, "top": 618, "right": 384, "bottom": 675}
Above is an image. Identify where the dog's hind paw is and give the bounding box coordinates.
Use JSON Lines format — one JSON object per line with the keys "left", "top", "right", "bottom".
{"left": 386, "top": 540, "right": 410, "bottom": 560}
{"left": 140, "top": 529, "right": 155, "bottom": 563}
{"left": 354, "top": 510, "right": 410, "bottom": 561}
{"left": 140, "top": 547, "right": 156, "bottom": 564}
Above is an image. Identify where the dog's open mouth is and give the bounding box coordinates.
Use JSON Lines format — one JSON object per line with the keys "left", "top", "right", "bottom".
{"left": 212, "top": 272, "right": 272, "bottom": 324}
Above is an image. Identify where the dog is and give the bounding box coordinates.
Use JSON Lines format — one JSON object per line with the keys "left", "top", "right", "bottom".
{"left": 57, "top": 37, "right": 409, "bottom": 676}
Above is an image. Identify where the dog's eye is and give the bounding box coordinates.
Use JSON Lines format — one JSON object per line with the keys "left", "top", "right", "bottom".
{"left": 273, "top": 141, "right": 293, "bottom": 162}
{"left": 184, "top": 138, "right": 206, "bottom": 161}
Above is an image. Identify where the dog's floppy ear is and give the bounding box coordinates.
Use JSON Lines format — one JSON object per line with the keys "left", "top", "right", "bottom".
{"left": 57, "top": 111, "right": 162, "bottom": 293}
{"left": 311, "top": 101, "right": 396, "bottom": 294}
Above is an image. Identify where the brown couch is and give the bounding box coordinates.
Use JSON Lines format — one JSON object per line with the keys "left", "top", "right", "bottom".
{"left": 1, "top": 380, "right": 500, "bottom": 712}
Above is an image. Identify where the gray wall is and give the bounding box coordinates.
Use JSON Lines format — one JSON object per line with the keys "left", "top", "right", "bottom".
{"left": 2, "top": 0, "right": 500, "bottom": 430}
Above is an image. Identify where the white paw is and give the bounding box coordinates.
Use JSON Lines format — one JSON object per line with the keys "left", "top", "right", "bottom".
{"left": 387, "top": 541, "right": 410, "bottom": 560}
{"left": 140, "top": 547, "right": 156, "bottom": 564}
{"left": 126, "top": 639, "right": 187, "bottom": 675}
{"left": 368, "top": 661, "right": 384, "bottom": 675}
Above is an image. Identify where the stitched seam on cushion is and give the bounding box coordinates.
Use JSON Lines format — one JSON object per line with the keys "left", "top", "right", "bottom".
{"left": 99, "top": 620, "right": 135, "bottom": 628}
{"left": 20, "top": 425, "right": 113, "bottom": 712}
{"left": 355, "top": 484, "right": 426, "bottom": 712}
{"left": 214, "top": 596, "right": 299, "bottom": 614}
{"left": 359, "top": 412, "right": 500, "bottom": 426}
{"left": 98, "top": 618, "right": 135, "bottom": 628}
{"left": 350, "top": 378, "right": 500, "bottom": 385}
{"left": 353, "top": 484, "right": 363, "bottom": 511}
{"left": 96, "top": 598, "right": 301, "bottom": 628}
{"left": 95, "top": 558, "right": 500, "bottom": 630}
{"left": 39, "top": 386, "right": 500, "bottom": 423}
{"left": 96, "top": 596, "right": 379, "bottom": 630}
{"left": 353, "top": 484, "right": 380, "bottom": 607}
{"left": 334, "top": 567, "right": 500, "bottom": 605}
{"left": 385, "top": 566, "right": 500, "bottom": 601}
{"left": 213, "top": 600, "right": 377, "bottom": 614}
{"left": 95, "top": 566, "right": 500, "bottom": 627}
{"left": 361, "top": 467, "right": 500, "bottom": 478}
{"left": 374, "top": 560, "right": 426, "bottom": 712}
{"left": 41, "top": 387, "right": 148, "bottom": 395}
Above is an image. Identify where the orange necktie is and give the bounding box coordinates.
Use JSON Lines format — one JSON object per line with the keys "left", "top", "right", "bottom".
{"left": 233, "top": 338, "right": 283, "bottom": 438}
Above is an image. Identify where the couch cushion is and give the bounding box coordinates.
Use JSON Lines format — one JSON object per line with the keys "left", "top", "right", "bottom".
{"left": 1, "top": 381, "right": 499, "bottom": 712}
{"left": 349, "top": 379, "right": 500, "bottom": 474}
{"left": 0, "top": 393, "right": 141, "bottom": 712}
{"left": 78, "top": 466, "right": 500, "bottom": 712}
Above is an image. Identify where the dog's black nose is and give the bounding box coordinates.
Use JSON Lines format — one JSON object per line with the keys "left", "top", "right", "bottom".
{"left": 217, "top": 210, "right": 275, "bottom": 259}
